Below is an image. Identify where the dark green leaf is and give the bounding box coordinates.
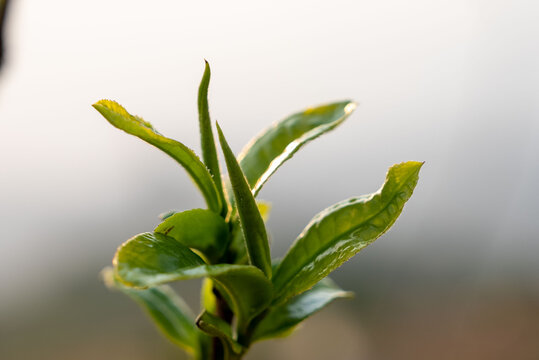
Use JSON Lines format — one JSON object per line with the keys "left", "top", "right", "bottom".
{"left": 198, "top": 61, "right": 226, "bottom": 215}
{"left": 238, "top": 100, "right": 356, "bottom": 196}
{"left": 273, "top": 161, "right": 423, "bottom": 303}
{"left": 113, "top": 232, "right": 273, "bottom": 331}
{"left": 93, "top": 100, "right": 222, "bottom": 213}
{"left": 217, "top": 123, "right": 272, "bottom": 278}
{"left": 252, "top": 278, "right": 352, "bottom": 341}
{"left": 154, "top": 208, "right": 228, "bottom": 263}
{"left": 196, "top": 311, "right": 244, "bottom": 356}
{"left": 102, "top": 267, "right": 204, "bottom": 356}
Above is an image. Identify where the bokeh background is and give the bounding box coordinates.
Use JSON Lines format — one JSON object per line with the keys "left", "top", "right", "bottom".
{"left": 1, "top": 1, "right": 538, "bottom": 359}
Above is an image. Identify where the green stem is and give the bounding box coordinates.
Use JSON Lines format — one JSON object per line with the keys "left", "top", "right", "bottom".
{"left": 210, "top": 286, "right": 234, "bottom": 360}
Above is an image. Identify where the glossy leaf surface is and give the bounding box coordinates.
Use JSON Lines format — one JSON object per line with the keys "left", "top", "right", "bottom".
{"left": 93, "top": 100, "right": 222, "bottom": 213}
{"left": 113, "top": 232, "right": 273, "bottom": 329}
{"left": 273, "top": 161, "right": 423, "bottom": 303}
{"left": 196, "top": 311, "right": 244, "bottom": 355}
{"left": 103, "top": 268, "right": 203, "bottom": 356}
{"left": 114, "top": 232, "right": 206, "bottom": 288}
{"left": 238, "top": 100, "right": 356, "bottom": 196}
{"left": 197, "top": 61, "right": 225, "bottom": 214}
{"left": 154, "top": 208, "right": 228, "bottom": 263}
{"left": 217, "top": 123, "right": 272, "bottom": 278}
{"left": 252, "top": 278, "right": 352, "bottom": 341}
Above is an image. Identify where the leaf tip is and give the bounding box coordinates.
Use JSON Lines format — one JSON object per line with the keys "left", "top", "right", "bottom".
{"left": 92, "top": 99, "right": 130, "bottom": 118}
{"left": 410, "top": 160, "right": 425, "bottom": 171}
{"left": 393, "top": 160, "right": 424, "bottom": 172}
{"left": 202, "top": 59, "right": 211, "bottom": 75}
{"left": 344, "top": 101, "right": 358, "bottom": 115}
{"left": 91, "top": 99, "right": 108, "bottom": 111}
{"left": 386, "top": 161, "right": 424, "bottom": 185}
{"left": 92, "top": 98, "right": 114, "bottom": 107}
{"left": 215, "top": 121, "right": 225, "bottom": 141}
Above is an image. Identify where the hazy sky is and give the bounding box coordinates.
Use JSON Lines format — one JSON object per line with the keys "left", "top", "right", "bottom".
{"left": 1, "top": 0, "right": 538, "bottom": 311}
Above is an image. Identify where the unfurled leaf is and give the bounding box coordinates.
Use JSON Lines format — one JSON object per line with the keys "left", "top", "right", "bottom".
{"left": 197, "top": 61, "right": 226, "bottom": 215}
{"left": 113, "top": 232, "right": 273, "bottom": 332}
{"left": 102, "top": 268, "right": 205, "bottom": 356}
{"left": 93, "top": 100, "right": 222, "bottom": 213}
{"left": 217, "top": 123, "right": 272, "bottom": 278}
{"left": 196, "top": 311, "right": 244, "bottom": 356}
{"left": 154, "top": 208, "right": 228, "bottom": 263}
{"left": 238, "top": 101, "right": 357, "bottom": 196}
{"left": 273, "top": 161, "right": 423, "bottom": 303}
{"left": 252, "top": 278, "right": 352, "bottom": 341}
{"left": 114, "top": 232, "right": 206, "bottom": 288}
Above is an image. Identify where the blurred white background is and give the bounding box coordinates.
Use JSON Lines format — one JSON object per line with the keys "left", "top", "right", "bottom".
{"left": 1, "top": 1, "right": 538, "bottom": 359}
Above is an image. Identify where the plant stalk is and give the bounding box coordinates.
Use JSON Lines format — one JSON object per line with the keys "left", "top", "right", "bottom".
{"left": 210, "top": 286, "right": 234, "bottom": 360}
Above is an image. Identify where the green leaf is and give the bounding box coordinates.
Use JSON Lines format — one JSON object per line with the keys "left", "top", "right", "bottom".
{"left": 154, "top": 208, "right": 229, "bottom": 263}
{"left": 272, "top": 161, "right": 423, "bottom": 303}
{"left": 217, "top": 123, "right": 272, "bottom": 278}
{"left": 208, "top": 265, "right": 272, "bottom": 333}
{"left": 113, "top": 232, "right": 273, "bottom": 330}
{"left": 196, "top": 311, "right": 244, "bottom": 356}
{"left": 158, "top": 210, "right": 177, "bottom": 220}
{"left": 102, "top": 267, "right": 204, "bottom": 356}
{"left": 227, "top": 200, "right": 272, "bottom": 264}
{"left": 198, "top": 61, "right": 226, "bottom": 215}
{"left": 201, "top": 278, "right": 218, "bottom": 315}
{"left": 114, "top": 232, "right": 207, "bottom": 288}
{"left": 252, "top": 278, "right": 353, "bottom": 341}
{"left": 238, "top": 100, "right": 357, "bottom": 196}
{"left": 93, "top": 100, "right": 222, "bottom": 214}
